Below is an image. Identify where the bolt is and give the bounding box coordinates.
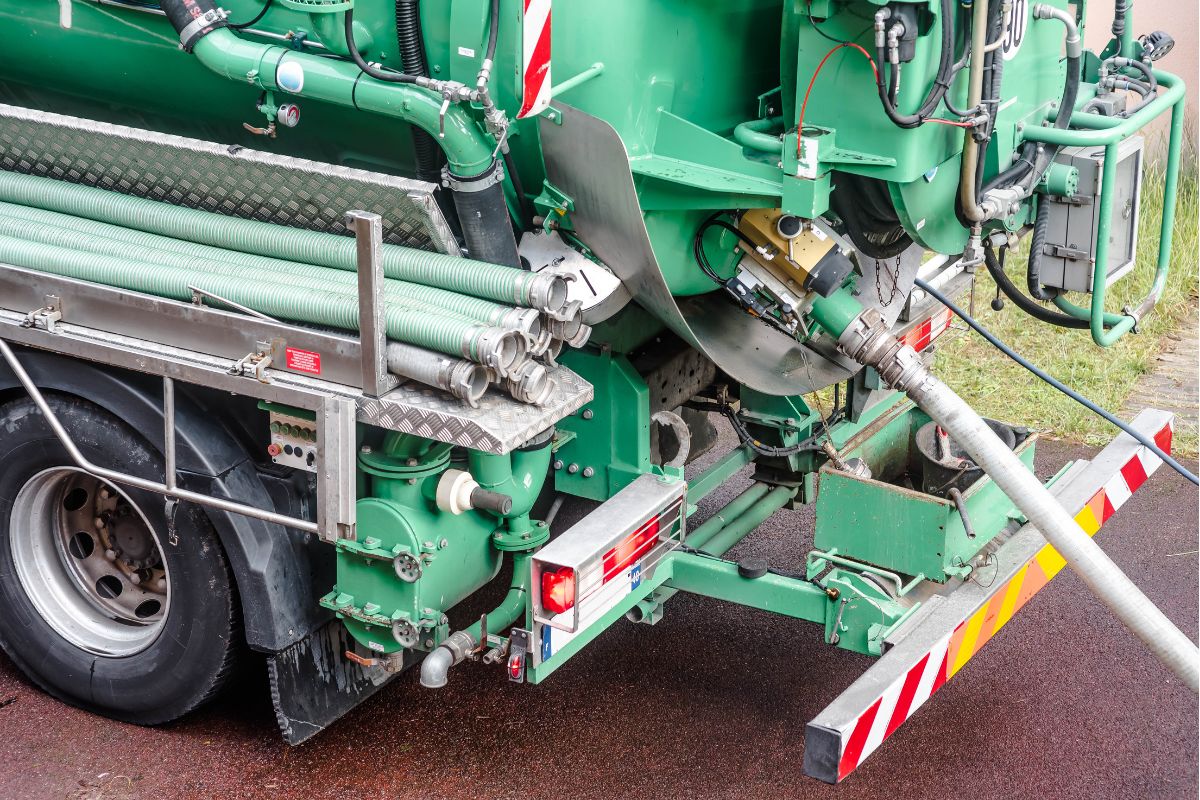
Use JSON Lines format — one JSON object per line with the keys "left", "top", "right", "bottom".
{"left": 582, "top": 409, "right": 594, "bottom": 420}
{"left": 156, "top": 578, "right": 167, "bottom": 591}
{"left": 99, "top": 488, "right": 111, "bottom": 500}
{"left": 104, "top": 549, "right": 117, "bottom": 561}
{"left": 361, "top": 445, "right": 373, "bottom": 454}
{"left": 582, "top": 467, "right": 595, "bottom": 478}
{"left": 425, "top": 639, "right": 435, "bottom": 647}
{"left": 553, "top": 459, "right": 564, "bottom": 470}
{"left": 438, "top": 538, "right": 449, "bottom": 549}
{"left": 406, "top": 458, "right": 419, "bottom": 466}
{"left": 130, "top": 572, "right": 141, "bottom": 585}
{"left": 567, "top": 463, "right": 579, "bottom": 474}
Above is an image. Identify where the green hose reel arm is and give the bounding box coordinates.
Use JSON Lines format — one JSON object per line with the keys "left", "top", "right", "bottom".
{"left": 190, "top": 28, "right": 497, "bottom": 177}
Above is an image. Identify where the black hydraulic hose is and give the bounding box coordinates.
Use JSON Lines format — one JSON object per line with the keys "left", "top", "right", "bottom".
{"left": 914, "top": 277, "right": 1198, "bottom": 486}
{"left": 395, "top": 0, "right": 443, "bottom": 182}
{"left": 874, "top": 0, "right": 957, "bottom": 128}
{"left": 484, "top": 0, "right": 500, "bottom": 62}
{"left": 1026, "top": 197, "right": 1056, "bottom": 301}
{"left": 984, "top": 245, "right": 1108, "bottom": 329}
{"left": 502, "top": 149, "right": 535, "bottom": 231}
{"left": 229, "top": 0, "right": 272, "bottom": 30}
{"left": 344, "top": 9, "right": 420, "bottom": 84}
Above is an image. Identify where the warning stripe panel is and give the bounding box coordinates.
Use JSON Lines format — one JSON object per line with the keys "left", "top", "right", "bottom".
{"left": 831, "top": 419, "right": 1173, "bottom": 782}
{"left": 517, "top": 0, "right": 552, "bottom": 119}
{"left": 900, "top": 306, "right": 953, "bottom": 353}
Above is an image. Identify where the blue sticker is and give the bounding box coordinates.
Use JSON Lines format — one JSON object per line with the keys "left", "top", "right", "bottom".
{"left": 540, "top": 626, "right": 552, "bottom": 662}
{"left": 630, "top": 564, "right": 642, "bottom": 590}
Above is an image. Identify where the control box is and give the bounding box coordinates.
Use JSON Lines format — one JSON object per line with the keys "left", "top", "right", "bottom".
{"left": 267, "top": 410, "right": 318, "bottom": 473}
{"left": 1040, "top": 136, "right": 1144, "bottom": 293}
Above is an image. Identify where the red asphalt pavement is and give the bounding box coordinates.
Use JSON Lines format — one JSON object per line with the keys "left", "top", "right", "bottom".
{"left": 0, "top": 439, "right": 1196, "bottom": 800}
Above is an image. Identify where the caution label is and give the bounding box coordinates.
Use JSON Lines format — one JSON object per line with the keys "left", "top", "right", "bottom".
{"left": 285, "top": 347, "right": 321, "bottom": 376}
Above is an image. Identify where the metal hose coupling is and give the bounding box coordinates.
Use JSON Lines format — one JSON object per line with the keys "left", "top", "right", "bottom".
{"left": 419, "top": 630, "right": 478, "bottom": 689}
{"left": 386, "top": 342, "right": 490, "bottom": 406}
{"left": 504, "top": 359, "right": 556, "bottom": 406}
{"left": 528, "top": 272, "right": 571, "bottom": 318}
{"left": 498, "top": 307, "right": 545, "bottom": 346}
{"left": 543, "top": 302, "right": 592, "bottom": 348}
{"left": 472, "top": 327, "right": 526, "bottom": 378}
{"left": 836, "top": 308, "right": 928, "bottom": 393}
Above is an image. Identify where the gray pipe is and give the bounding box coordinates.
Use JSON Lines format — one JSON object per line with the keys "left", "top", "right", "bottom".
{"left": 958, "top": 0, "right": 993, "bottom": 223}
{"left": 838, "top": 309, "right": 1200, "bottom": 691}
{"left": 385, "top": 342, "right": 490, "bottom": 407}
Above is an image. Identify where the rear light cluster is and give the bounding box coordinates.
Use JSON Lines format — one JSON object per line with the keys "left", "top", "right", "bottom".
{"left": 541, "top": 566, "right": 576, "bottom": 615}
{"left": 602, "top": 517, "right": 659, "bottom": 584}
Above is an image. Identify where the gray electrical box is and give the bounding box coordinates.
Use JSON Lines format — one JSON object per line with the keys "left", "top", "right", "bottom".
{"left": 1039, "top": 135, "right": 1144, "bottom": 293}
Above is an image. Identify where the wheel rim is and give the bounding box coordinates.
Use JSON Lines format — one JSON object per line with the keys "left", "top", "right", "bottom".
{"left": 10, "top": 468, "right": 170, "bottom": 656}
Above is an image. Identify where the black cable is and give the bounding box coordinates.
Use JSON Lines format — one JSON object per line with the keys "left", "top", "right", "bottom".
{"left": 345, "top": 9, "right": 420, "bottom": 83}
{"left": 984, "top": 245, "right": 1106, "bottom": 329}
{"left": 228, "top": 0, "right": 272, "bottom": 29}
{"left": 484, "top": 0, "right": 500, "bottom": 62}
{"left": 914, "top": 277, "right": 1198, "bottom": 486}
{"left": 690, "top": 399, "right": 842, "bottom": 458}
{"left": 502, "top": 149, "right": 535, "bottom": 231}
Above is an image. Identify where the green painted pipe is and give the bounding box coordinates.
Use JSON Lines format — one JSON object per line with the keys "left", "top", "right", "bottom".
{"left": 465, "top": 551, "right": 533, "bottom": 642}
{"left": 0, "top": 233, "right": 520, "bottom": 368}
{"left": 698, "top": 485, "right": 797, "bottom": 557}
{"left": 192, "top": 28, "right": 494, "bottom": 176}
{"left": 808, "top": 288, "right": 863, "bottom": 339}
{"left": 0, "top": 204, "right": 539, "bottom": 335}
{"left": 0, "top": 171, "right": 566, "bottom": 314}
{"left": 685, "top": 483, "right": 772, "bottom": 551}
{"left": 733, "top": 117, "right": 785, "bottom": 153}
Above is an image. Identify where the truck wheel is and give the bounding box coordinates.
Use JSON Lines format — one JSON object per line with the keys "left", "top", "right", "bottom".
{"left": 0, "top": 394, "right": 239, "bottom": 724}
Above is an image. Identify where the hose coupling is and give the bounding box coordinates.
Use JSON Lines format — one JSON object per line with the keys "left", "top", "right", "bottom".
{"left": 1033, "top": 4, "right": 1082, "bottom": 59}
{"left": 504, "top": 359, "right": 556, "bottom": 406}
{"left": 837, "top": 308, "right": 929, "bottom": 393}
{"left": 472, "top": 327, "right": 526, "bottom": 378}
{"left": 529, "top": 274, "right": 572, "bottom": 319}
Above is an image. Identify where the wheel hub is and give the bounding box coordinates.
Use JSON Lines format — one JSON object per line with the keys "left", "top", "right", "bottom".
{"left": 10, "top": 468, "right": 171, "bottom": 656}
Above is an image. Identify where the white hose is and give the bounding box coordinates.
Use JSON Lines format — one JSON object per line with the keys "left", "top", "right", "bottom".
{"left": 838, "top": 310, "right": 1199, "bottom": 690}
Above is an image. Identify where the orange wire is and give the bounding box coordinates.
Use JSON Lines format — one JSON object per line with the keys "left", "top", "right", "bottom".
{"left": 795, "top": 41, "right": 971, "bottom": 162}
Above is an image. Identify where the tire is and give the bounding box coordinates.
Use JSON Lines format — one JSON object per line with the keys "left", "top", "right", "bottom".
{"left": 0, "top": 394, "right": 240, "bottom": 724}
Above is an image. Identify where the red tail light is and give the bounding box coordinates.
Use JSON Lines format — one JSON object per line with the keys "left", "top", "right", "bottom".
{"left": 541, "top": 566, "right": 576, "bottom": 615}
{"left": 602, "top": 517, "right": 660, "bottom": 584}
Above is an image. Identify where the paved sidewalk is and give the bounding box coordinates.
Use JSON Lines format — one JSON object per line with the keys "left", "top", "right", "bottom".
{"left": 1121, "top": 307, "right": 1199, "bottom": 451}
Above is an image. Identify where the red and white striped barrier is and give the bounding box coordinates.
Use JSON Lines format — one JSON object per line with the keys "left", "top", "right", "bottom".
{"left": 517, "top": 0, "right": 552, "bottom": 119}
{"left": 804, "top": 410, "right": 1175, "bottom": 783}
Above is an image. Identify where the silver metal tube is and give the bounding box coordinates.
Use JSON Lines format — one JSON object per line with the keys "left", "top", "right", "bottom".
{"left": 959, "top": 0, "right": 993, "bottom": 223}
{"left": 163, "top": 376, "right": 176, "bottom": 491}
{"left": 1033, "top": 4, "right": 1082, "bottom": 59}
{"left": 385, "top": 341, "right": 490, "bottom": 407}
{"left": 838, "top": 312, "right": 1200, "bottom": 690}
{"left": 0, "top": 338, "right": 320, "bottom": 534}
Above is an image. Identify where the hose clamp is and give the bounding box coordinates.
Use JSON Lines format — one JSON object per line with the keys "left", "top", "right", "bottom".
{"left": 178, "top": 8, "right": 227, "bottom": 51}
{"left": 441, "top": 163, "right": 505, "bottom": 194}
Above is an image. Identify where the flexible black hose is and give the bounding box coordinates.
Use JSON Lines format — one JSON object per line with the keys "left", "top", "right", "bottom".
{"left": 985, "top": 245, "right": 1104, "bottom": 329}
{"left": 394, "top": 0, "right": 443, "bottom": 182}
{"left": 874, "top": 0, "right": 957, "bottom": 128}
{"left": 914, "top": 277, "right": 1198, "bottom": 486}
{"left": 229, "top": 0, "right": 272, "bottom": 30}
{"left": 345, "top": 10, "right": 420, "bottom": 84}
{"left": 1026, "top": 197, "right": 1057, "bottom": 301}
{"left": 502, "top": 149, "right": 535, "bottom": 231}
{"left": 484, "top": 0, "right": 500, "bottom": 62}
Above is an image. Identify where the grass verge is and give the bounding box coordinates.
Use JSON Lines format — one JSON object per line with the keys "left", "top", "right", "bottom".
{"left": 935, "top": 129, "right": 1199, "bottom": 457}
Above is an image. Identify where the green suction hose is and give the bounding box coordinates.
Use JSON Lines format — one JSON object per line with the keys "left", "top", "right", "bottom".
{"left": 0, "top": 204, "right": 541, "bottom": 338}
{"left": 0, "top": 233, "right": 521, "bottom": 371}
{"left": 0, "top": 171, "right": 567, "bottom": 315}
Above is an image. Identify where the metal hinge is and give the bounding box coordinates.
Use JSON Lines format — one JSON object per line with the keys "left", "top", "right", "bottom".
{"left": 229, "top": 343, "right": 273, "bottom": 383}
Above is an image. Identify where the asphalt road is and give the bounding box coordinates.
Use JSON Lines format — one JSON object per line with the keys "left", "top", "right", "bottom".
{"left": 0, "top": 438, "right": 1196, "bottom": 800}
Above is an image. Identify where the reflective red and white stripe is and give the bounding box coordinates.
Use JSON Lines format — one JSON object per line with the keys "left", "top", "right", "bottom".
{"left": 517, "top": 0, "right": 552, "bottom": 119}
{"left": 831, "top": 419, "right": 1173, "bottom": 782}
{"left": 900, "top": 306, "right": 953, "bottom": 353}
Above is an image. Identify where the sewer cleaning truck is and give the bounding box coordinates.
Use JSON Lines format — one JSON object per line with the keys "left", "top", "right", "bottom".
{"left": 0, "top": 0, "right": 1194, "bottom": 783}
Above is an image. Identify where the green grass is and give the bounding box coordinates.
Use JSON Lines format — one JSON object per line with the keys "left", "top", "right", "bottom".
{"left": 935, "top": 129, "right": 1199, "bottom": 456}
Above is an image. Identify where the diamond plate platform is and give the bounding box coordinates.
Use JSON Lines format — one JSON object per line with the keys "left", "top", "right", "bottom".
{"left": 0, "top": 102, "right": 458, "bottom": 252}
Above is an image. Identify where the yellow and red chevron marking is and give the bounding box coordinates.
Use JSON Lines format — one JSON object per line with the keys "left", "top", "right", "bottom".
{"left": 835, "top": 420, "right": 1173, "bottom": 781}
{"left": 900, "top": 306, "right": 953, "bottom": 353}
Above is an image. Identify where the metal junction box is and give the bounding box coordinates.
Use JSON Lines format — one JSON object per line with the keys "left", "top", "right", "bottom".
{"left": 1039, "top": 136, "right": 1144, "bottom": 293}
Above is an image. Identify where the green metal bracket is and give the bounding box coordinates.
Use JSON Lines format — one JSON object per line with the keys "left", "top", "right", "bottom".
{"left": 1020, "top": 69, "right": 1186, "bottom": 347}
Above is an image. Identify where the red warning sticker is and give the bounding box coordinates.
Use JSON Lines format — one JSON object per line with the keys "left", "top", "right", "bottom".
{"left": 285, "top": 347, "right": 321, "bottom": 375}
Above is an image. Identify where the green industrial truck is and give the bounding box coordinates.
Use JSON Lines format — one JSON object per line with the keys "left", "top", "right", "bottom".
{"left": 0, "top": 0, "right": 1193, "bottom": 783}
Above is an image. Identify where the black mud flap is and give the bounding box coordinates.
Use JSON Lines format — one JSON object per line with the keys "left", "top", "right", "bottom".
{"left": 267, "top": 619, "right": 414, "bottom": 745}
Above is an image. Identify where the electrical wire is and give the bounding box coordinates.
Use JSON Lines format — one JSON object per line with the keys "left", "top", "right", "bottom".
{"left": 914, "top": 277, "right": 1198, "bottom": 486}
{"left": 228, "top": 0, "right": 272, "bottom": 30}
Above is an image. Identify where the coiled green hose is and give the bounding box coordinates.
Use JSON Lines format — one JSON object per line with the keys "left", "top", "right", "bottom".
{"left": 0, "top": 232, "right": 515, "bottom": 367}
{"left": 0, "top": 171, "right": 565, "bottom": 313}
{"left": 0, "top": 203, "right": 535, "bottom": 332}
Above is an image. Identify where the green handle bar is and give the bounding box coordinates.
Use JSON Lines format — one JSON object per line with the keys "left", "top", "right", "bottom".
{"left": 1021, "top": 69, "right": 1187, "bottom": 347}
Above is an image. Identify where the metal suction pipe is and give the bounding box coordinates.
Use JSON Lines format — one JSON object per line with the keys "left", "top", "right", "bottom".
{"left": 832, "top": 306, "right": 1199, "bottom": 691}
{"left": 385, "top": 342, "right": 490, "bottom": 406}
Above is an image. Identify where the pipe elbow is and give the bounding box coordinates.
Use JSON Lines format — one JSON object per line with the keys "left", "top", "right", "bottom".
{"left": 419, "top": 646, "right": 456, "bottom": 689}
{"left": 1033, "top": 4, "right": 1082, "bottom": 58}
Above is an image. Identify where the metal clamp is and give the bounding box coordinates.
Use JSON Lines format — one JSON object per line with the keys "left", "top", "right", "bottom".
{"left": 229, "top": 346, "right": 273, "bottom": 383}
{"left": 20, "top": 295, "right": 62, "bottom": 333}
{"left": 177, "top": 8, "right": 226, "bottom": 48}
